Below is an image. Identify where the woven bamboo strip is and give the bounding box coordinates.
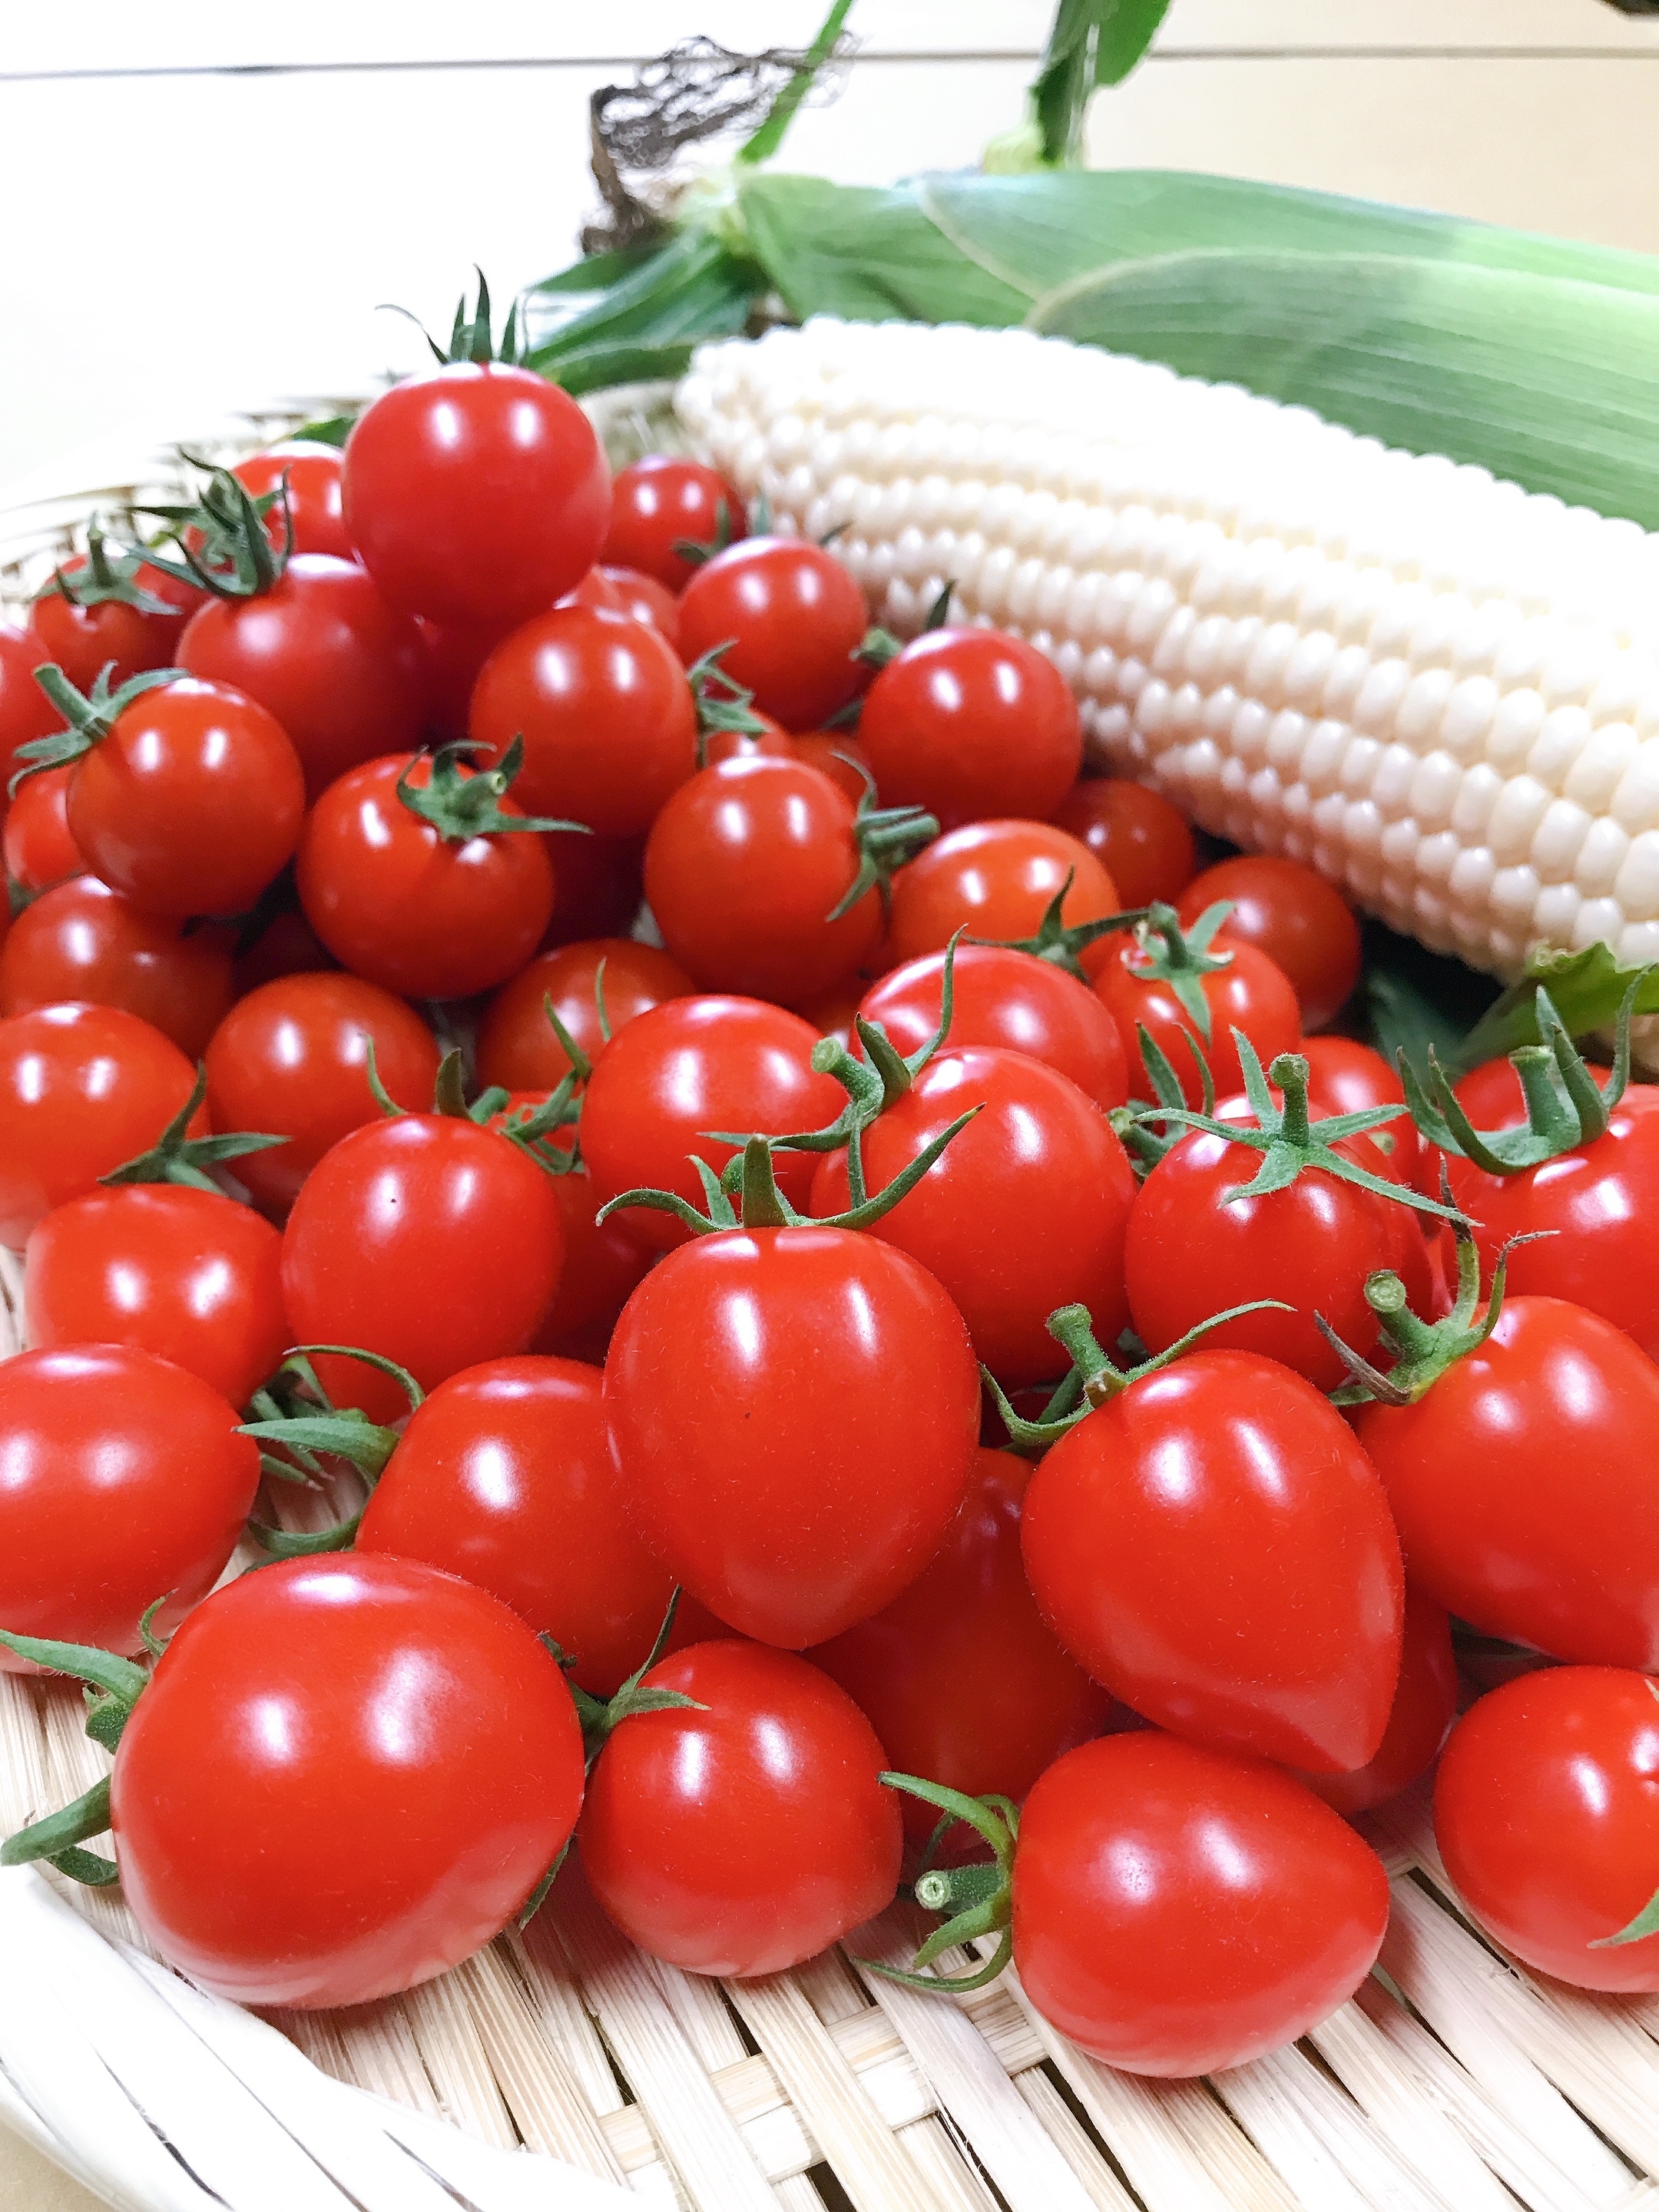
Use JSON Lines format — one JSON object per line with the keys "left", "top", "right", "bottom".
{"left": 449, "top": 1945, "right": 631, "bottom": 2180}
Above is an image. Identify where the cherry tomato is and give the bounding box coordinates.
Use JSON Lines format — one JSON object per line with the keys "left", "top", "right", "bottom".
{"left": 534, "top": 1163, "right": 657, "bottom": 1356}
{"left": 61, "top": 675, "right": 305, "bottom": 919}
{"left": 0, "top": 1002, "right": 206, "bottom": 1248}
{"left": 1092, "top": 931, "right": 1301, "bottom": 1109}
{"left": 282, "top": 1111, "right": 565, "bottom": 1421}
{"left": 580, "top": 1641, "right": 901, "bottom": 1976}
{"left": 232, "top": 907, "right": 336, "bottom": 996}
{"left": 886, "top": 820, "right": 1121, "bottom": 975}
{"left": 0, "top": 625, "right": 66, "bottom": 806}
{"left": 230, "top": 440, "right": 352, "bottom": 560}
{"left": 1014, "top": 1732, "right": 1390, "bottom": 2075}
{"left": 1051, "top": 778, "right": 1197, "bottom": 909}
{"left": 1301, "top": 1035, "right": 1420, "bottom": 1188}
{"left": 558, "top": 568, "right": 626, "bottom": 617}
{"left": 810, "top": 1449, "right": 1115, "bottom": 1848}
{"left": 2, "top": 764, "right": 80, "bottom": 893}
{"left": 111, "top": 1554, "right": 584, "bottom": 2007}
{"left": 180, "top": 555, "right": 427, "bottom": 802}
{"left": 859, "top": 629, "right": 1081, "bottom": 830}
{"left": 541, "top": 832, "right": 644, "bottom": 947}
{"left": 416, "top": 613, "right": 504, "bottom": 744}
{"left": 345, "top": 363, "right": 610, "bottom": 631}
{"left": 26, "top": 557, "right": 201, "bottom": 693}
{"left": 1022, "top": 1349, "right": 1402, "bottom": 1771}
{"left": 204, "top": 972, "right": 439, "bottom": 1218}
{"left": 791, "top": 731, "right": 873, "bottom": 804}
{"left": 296, "top": 750, "right": 555, "bottom": 1001}
{"left": 0, "top": 1344, "right": 257, "bottom": 1665}
{"left": 0, "top": 877, "right": 233, "bottom": 1057}
{"left": 599, "top": 564, "right": 680, "bottom": 647}
{"left": 701, "top": 718, "right": 795, "bottom": 770}
{"left": 581, "top": 996, "right": 843, "bottom": 1249}
{"left": 605, "top": 1225, "right": 981, "bottom": 1644}
{"left": 677, "top": 539, "right": 867, "bottom": 731}
{"left": 1302, "top": 1585, "right": 1456, "bottom": 1818}
{"left": 601, "top": 457, "right": 746, "bottom": 593}
{"left": 796, "top": 979, "right": 863, "bottom": 1049}
{"left": 25, "top": 1185, "right": 286, "bottom": 1409}
{"left": 1356, "top": 1294, "right": 1659, "bottom": 1668}
{"left": 477, "top": 938, "right": 691, "bottom": 1094}
{"left": 1177, "top": 857, "right": 1361, "bottom": 1031}
{"left": 469, "top": 608, "right": 697, "bottom": 839}
{"left": 857, "top": 944, "right": 1128, "bottom": 1111}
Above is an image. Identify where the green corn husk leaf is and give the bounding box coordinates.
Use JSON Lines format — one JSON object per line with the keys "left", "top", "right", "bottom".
{"left": 288, "top": 414, "right": 356, "bottom": 448}
{"left": 1361, "top": 922, "right": 1501, "bottom": 1081}
{"left": 1455, "top": 943, "right": 1659, "bottom": 1073}
{"left": 524, "top": 227, "right": 760, "bottom": 382}
{"left": 735, "top": 177, "right": 1029, "bottom": 326}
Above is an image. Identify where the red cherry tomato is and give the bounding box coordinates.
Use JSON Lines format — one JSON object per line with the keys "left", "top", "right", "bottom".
{"left": 1022, "top": 1349, "right": 1403, "bottom": 1770}
{"left": 2, "top": 764, "right": 80, "bottom": 893}
{"left": 541, "top": 832, "right": 644, "bottom": 947}
{"left": 856, "top": 943, "right": 1128, "bottom": 1112}
{"left": 469, "top": 607, "right": 697, "bottom": 838}
{"left": 25, "top": 1185, "right": 286, "bottom": 1409}
{"left": 204, "top": 973, "right": 439, "bottom": 1217}
{"left": 476, "top": 938, "right": 691, "bottom": 1094}
{"left": 580, "top": 996, "right": 843, "bottom": 1249}
{"left": 231, "top": 442, "right": 352, "bottom": 560}
{"left": 345, "top": 363, "right": 610, "bottom": 631}
{"left": 1092, "top": 932, "right": 1302, "bottom": 1109}
{"left": 0, "top": 623, "right": 65, "bottom": 795}
{"left": 0, "top": 1344, "right": 257, "bottom": 1665}
{"left": 605, "top": 1225, "right": 981, "bottom": 1644}
{"left": 859, "top": 629, "right": 1081, "bottom": 830}
{"left": 886, "top": 820, "right": 1121, "bottom": 975}
{"left": 1356, "top": 1294, "right": 1659, "bottom": 1667}
{"left": 580, "top": 1641, "right": 902, "bottom": 1976}
{"left": 179, "top": 555, "right": 427, "bottom": 802}
{"left": 791, "top": 731, "right": 873, "bottom": 803}
{"left": 0, "top": 876, "right": 233, "bottom": 1057}
{"left": 0, "top": 1002, "right": 207, "bottom": 1249}
{"left": 231, "top": 907, "right": 336, "bottom": 996}
{"left": 535, "top": 1164, "right": 657, "bottom": 1356}
{"left": 558, "top": 568, "right": 626, "bottom": 617}
{"left": 1051, "top": 778, "right": 1197, "bottom": 909}
{"left": 1302, "top": 1584, "right": 1456, "bottom": 1818}
{"left": 110, "top": 1554, "right": 584, "bottom": 2007}
{"left": 601, "top": 457, "right": 746, "bottom": 593}
{"left": 1177, "top": 856, "right": 1362, "bottom": 1032}
{"left": 26, "top": 558, "right": 201, "bottom": 693}
{"left": 677, "top": 539, "right": 867, "bottom": 730}
{"left": 795, "top": 979, "right": 863, "bottom": 1050}
{"left": 1014, "top": 1732, "right": 1390, "bottom": 2075}
{"left": 598, "top": 564, "right": 680, "bottom": 647}
{"left": 415, "top": 613, "right": 504, "bottom": 744}
{"left": 1301, "top": 1034, "right": 1420, "bottom": 1189}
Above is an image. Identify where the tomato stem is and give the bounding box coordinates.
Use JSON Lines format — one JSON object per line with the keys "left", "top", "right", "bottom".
{"left": 11, "top": 661, "right": 185, "bottom": 794}
{"left": 856, "top": 1773, "right": 1018, "bottom": 1995}
{"left": 0, "top": 1626, "right": 159, "bottom": 1886}
{"left": 1121, "top": 899, "right": 1237, "bottom": 1039}
{"left": 33, "top": 525, "right": 179, "bottom": 617}
{"left": 98, "top": 1061, "right": 289, "bottom": 1197}
{"left": 395, "top": 737, "right": 589, "bottom": 844}
{"left": 979, "top": 864, "right": 1150, "bottom": 982}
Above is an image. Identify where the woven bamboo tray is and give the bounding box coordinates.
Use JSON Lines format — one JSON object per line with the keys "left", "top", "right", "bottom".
{"left": 9, "top": 409, "right": 1659, "bottom": 2212}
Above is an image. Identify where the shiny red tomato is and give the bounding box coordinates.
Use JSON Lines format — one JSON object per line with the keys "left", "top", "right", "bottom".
{"left": 1014, "top": 1732, "right": 1389, "bottom": 2075}
{"left": 1301, "top": 1035, "right": 1420, "bottom": 1188}
{"left": 601, "top": 457, "right": 745, "bottom": 592}
{"left": 476, "top": 938, "right": 690, "bottom": 1094}
{"left": 1051, "top": 777, "right": 1197, "bottom": 908}
{"left": 1022, "top": 1349, "right": 1403, "bottom": 1770}
{"left": 27, "top": 555, "right": 201, "bottom": 692}
{"left": 791, "top": 731, "right": 873, "bottom": 803}
{"left": 580, "top": 1641, "right": 902, "bottom": 1976}
{"left": 344, "top": 363, "right": 610, "bottom": 631}
{"left": 677, "top": 539, "right": 867, "bottom": 730}
{"left": 1093, "top": 929, "right": 1301, "bottom": 1108}
{"left": 2, "top": 764, "right": 79, "bottom": 892}
{"left": 1303, "top": 1584, "right": 1456, "bottom": 1817}
{"left": 556, "top": 568, "right": 626, "bottom": 617}
{"left": 0, "top": 1344, "right": 257, "bottom": 1664}
{"left": 415, "top": 612, "right": 503, "bottom": 744}
{"left": 886, "top": 820, "right": 1121, "bottom": 974}
{"left": 599, "top": 564, "right": 680, "bottom": 647}
{"left": 110, "top": 1554, "right": 584, "bottom": 2007}
{"left": 859, "top": 629, "right": 1081, "bottom": 829}
{"left": 231, "top": 908, "right": 336, "bottom": 996}
{"left": 0, "top": 877, "right": 233, "bottom": 1057}
{"left": 230, "top": 441, "right": 352, "bottom": 559}
{"left": 0, "top": 622, "right": 65, "bottom": 794}
{"left": 25, "top": 1185, "right": 286, "bottom": 1409}
{"left": 605, "top": 1225, "right": 981, "bottom": 1644}
{"left": 1177, "top": 856, "right": 1361, "bottom": 1031}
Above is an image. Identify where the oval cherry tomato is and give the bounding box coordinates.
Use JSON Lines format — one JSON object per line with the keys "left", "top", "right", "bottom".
{"left": 2, "top": 763, "right": 80, "bottom": 893}
{"left": 677, "top": 539, "right": 867, "bottom": 731}
{"left": 25, "top": 1184, "right": 286, "bottom": 1409}
{"left": 1092, "top": 930, "right": 1302, "bottom": 1109}
{"left": 599, "top": 565, "right": 680, "bottom": 648}
{"left": 0, "top": 1002, "right": 206, "bottom": 1248}
{"left": 1303, "top": 1584, "right": 1456, "bottom": 1818}
{"left": 1014, "top": 1731, "right": 1390, "bottom": 2075}
{"left": 1022, "top": 1349, "right": 1403, "bottom": 1771}
{"left": 1051, "top": 778, "right": 1197, "bottom": 909}
{"left": 886, "top": 820, "right": 1121, "bottom": 975}
{"left": 476, "top": 938, "right": 691, "bottom": 1094}
{"left": 26, "top": 556, "right": 201, "bottom": 693}
{"left": 1177, "top": 856, "right": 1362, "bottom": 1032}
{"left": 859, "top": 629, "right": 1081, "bottom": 830}
{"left": 1301, "top": 1035, "right": 1420, "bottom": 1189}
{"left": 601, "top": 457, "right": 745, "bottom": 594}
{"left": 580, "top": 1641, "right": 902, "bottom": 1976}
{"left": 204, "top": 972, "right": 439, "bottom": 1217}
{"left": 0, "top": 876, "right": 233, "bottom": 1056}
{"left": 0, "top": 622, "right": 65, "bottom": 794}
{"left": 0, "top": 1344, "right": 257, "bottom": 1665}
{"left": 110, "top": 1553, "right": 584, "bottom": 2007}
{"left": 605, "top": 1225, "right": 981, "bottom": 1644}
{"left": 230, "top": 440, "right": 352, "bottom": 559}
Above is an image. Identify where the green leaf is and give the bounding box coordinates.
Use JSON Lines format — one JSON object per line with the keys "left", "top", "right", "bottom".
{"left": 528, "top": 244, "right": 660, "bottom": 298}
{"left": 1454, "top": 942, "right": 1659, "bottom": 1074}
{"left": 737, "top": 176, "right": 1029, "bottom": 328}
{"left": 525, "top": 227, "right": 758, "bottom": 374}
{"left": 1362, "top": 922, "right": 1500, "bottom": 1078}
{"left": 1093, "top": 0, "right": 1172, "bottom": 87}
{"left": 287, "top": 415, "right": 356, "bottom": 449}
{"left": 737, "top": 0, "right": 856, "bottom": 168}
{"left": 538, "top": 339, "right": 703, "bottom": 399}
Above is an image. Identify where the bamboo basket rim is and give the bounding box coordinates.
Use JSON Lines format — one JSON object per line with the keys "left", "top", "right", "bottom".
{"left": 7, "top": 400, "right": 1659, "bottom": 2212}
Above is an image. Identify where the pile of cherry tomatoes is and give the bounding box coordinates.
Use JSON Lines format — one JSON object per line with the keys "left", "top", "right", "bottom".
{"left": 2, "top": 325, "right": 1659, "bottom": 2075}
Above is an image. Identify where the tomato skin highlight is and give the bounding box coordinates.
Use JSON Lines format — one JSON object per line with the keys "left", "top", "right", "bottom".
{"left": 1301, "top": 1584, "right": 1457, "bottom": 1817}
{"left": 1022, "top": 1350, "right": 1402, "bottom": 1772}
{"left": 605, "top": 1227, "right": 981, "bottom": 1646}
{"left": 0, "top": 876, "right": 233, "bottom": 1058}
{"left": 0, "top": 1343, "right": 258, "bottom": 1666}
{"left": 1014, "top": 1731, "right": 1390, "bottom": 2076}
{"left": 859, "top": 628, "right": 1082, "bottom": 830}
{"left": 887, "top": 820, "right": 1121, "bottom": 975}
{"left": 109, "top": 1554, "right": 585, "bottom": 2008}
{"left": 231, "top": 441, "right": 352, "bottom": 560}
{"left": 1177, "top": 856, "right": 1362, "bottom": 1032}
{"left": 1092, "top": 935, "right": 1302, "bottom": 1108}
{"left": 601, "top": 457, "right": 745, "bottom": 594}
{"left": 1051, "top": 778, "right": 1197, "bottom": 909}
{"left": 677, "top": 538, "right": 869, "bottom": 731}
{"left": 598, "top": 564, "right": 680, "bottom": 646}
{"left": 579, "top": 1641, "right": 903, "bottom": 1978}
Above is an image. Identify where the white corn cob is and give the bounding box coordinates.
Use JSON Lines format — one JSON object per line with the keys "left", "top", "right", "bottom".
{"left": 676, "top": 317, "right": 1659, "bottom": 985}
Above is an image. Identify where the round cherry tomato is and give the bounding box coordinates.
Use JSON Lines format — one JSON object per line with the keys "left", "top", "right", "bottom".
{"left": 25, "top": 1184, "right": 286, "bottom": 1409}
{"left": 859, "top": 629, "right": 1081, "bottom": 829}
{"left": 535, "top": 1163, "right": 657, "bottom": 1356}
{"left": 581, "top": 996, "right": 843, "bottom": 1249}
{"left": 580, "top": 1641, "right": 902, "bottom": 1976}
{"left": 61, "top": 675, "right": 305, "bottom": 919}
{"left": 0, "top": 1002, "right": 206, "bottom": 1248}
{"left": 1014, "top": 1732, "right": 1390, "bottom": 2075}
{"left": 1303, "top": 1584, "right": 1456, "bottom": 1818}
{"left": 1301, "top": 1034, "right": 1420, "bottom": 1188}
{"left": 344, "top": 363, "right": 610, "bottom": 631}
{"left": 601, "top": 457, "right": 746, "bottom": 594}
{"left": 1022, "top": 1349, "right": 1403, "bottom": 1771}
{"left": 27, "top": 556, "right": 201, "bottom": 693}
{"left": 110, "top": 1553, "right": 584, "bottom": 2007}
{"left": 605, "top": 1225, "right": 980, "bottom": 1644}
{"left": 0, "top": 876, "right": 233, "bottom": 1057}
{"left": 179, "top": 555, "right": 427, "bottom": 802}
{"left": 415, "top": 612, "right": 503, "bottom": 744}
{"left": 1356, "top": 1294, "right": 1659, "bottom": 1668}
{"left": 557, "top": 568, "right": 626, "bottom": 617}
{"left": 2, "top": 764, "right": 79, "bottom": 893}
{"left": 230, "top": 440, "right": 352, "bottom": 559}
{"left": 0, "top": 1343, "right": 257, "bottom": 1665}
{"left": 1177, "top": 857, "right": 1361, "bottom": 1032}
{"left": 857, "top": 944, "right": 1128, "bottom": 1112}
{"left": 477, "top": 938, "right": 690, "bottom": 1094}
{"left": 599, "top": 564, "right": 680, "bottom": 647}
{"left": 810, "top": 1048, "right": 1137, "bottom": 1386}
{"left": 0, "top": 622, "right": 65, "bottom": 794}
{"left": 1051, "top": 778, "right": 1197, "bottom": 909}
{"left": 791, "top": 730, "right": 873, "bottom": 803}
{"left": 677, "top": 539, "right": 867, "bottom": 731}
{"left": 232, "top": 907, "right": 336, "bottom": 996}
{"left": 886, "top": 820, "right": 1121, "bottom": 975}
{"left": 296, "top": 750, "right": 555, "bottom": 1001}
{"left": 1092, "top": 930, "right": 1302, "bottom": 1109}
{"left": 204, "top": 973, "right": 439, "bottom": 1217}
{"left": 810, "top": 1449, "right": 1116, "bottom": 1847}
{"left": 796, "top": 979, "right": 863, "bottom": 1049}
